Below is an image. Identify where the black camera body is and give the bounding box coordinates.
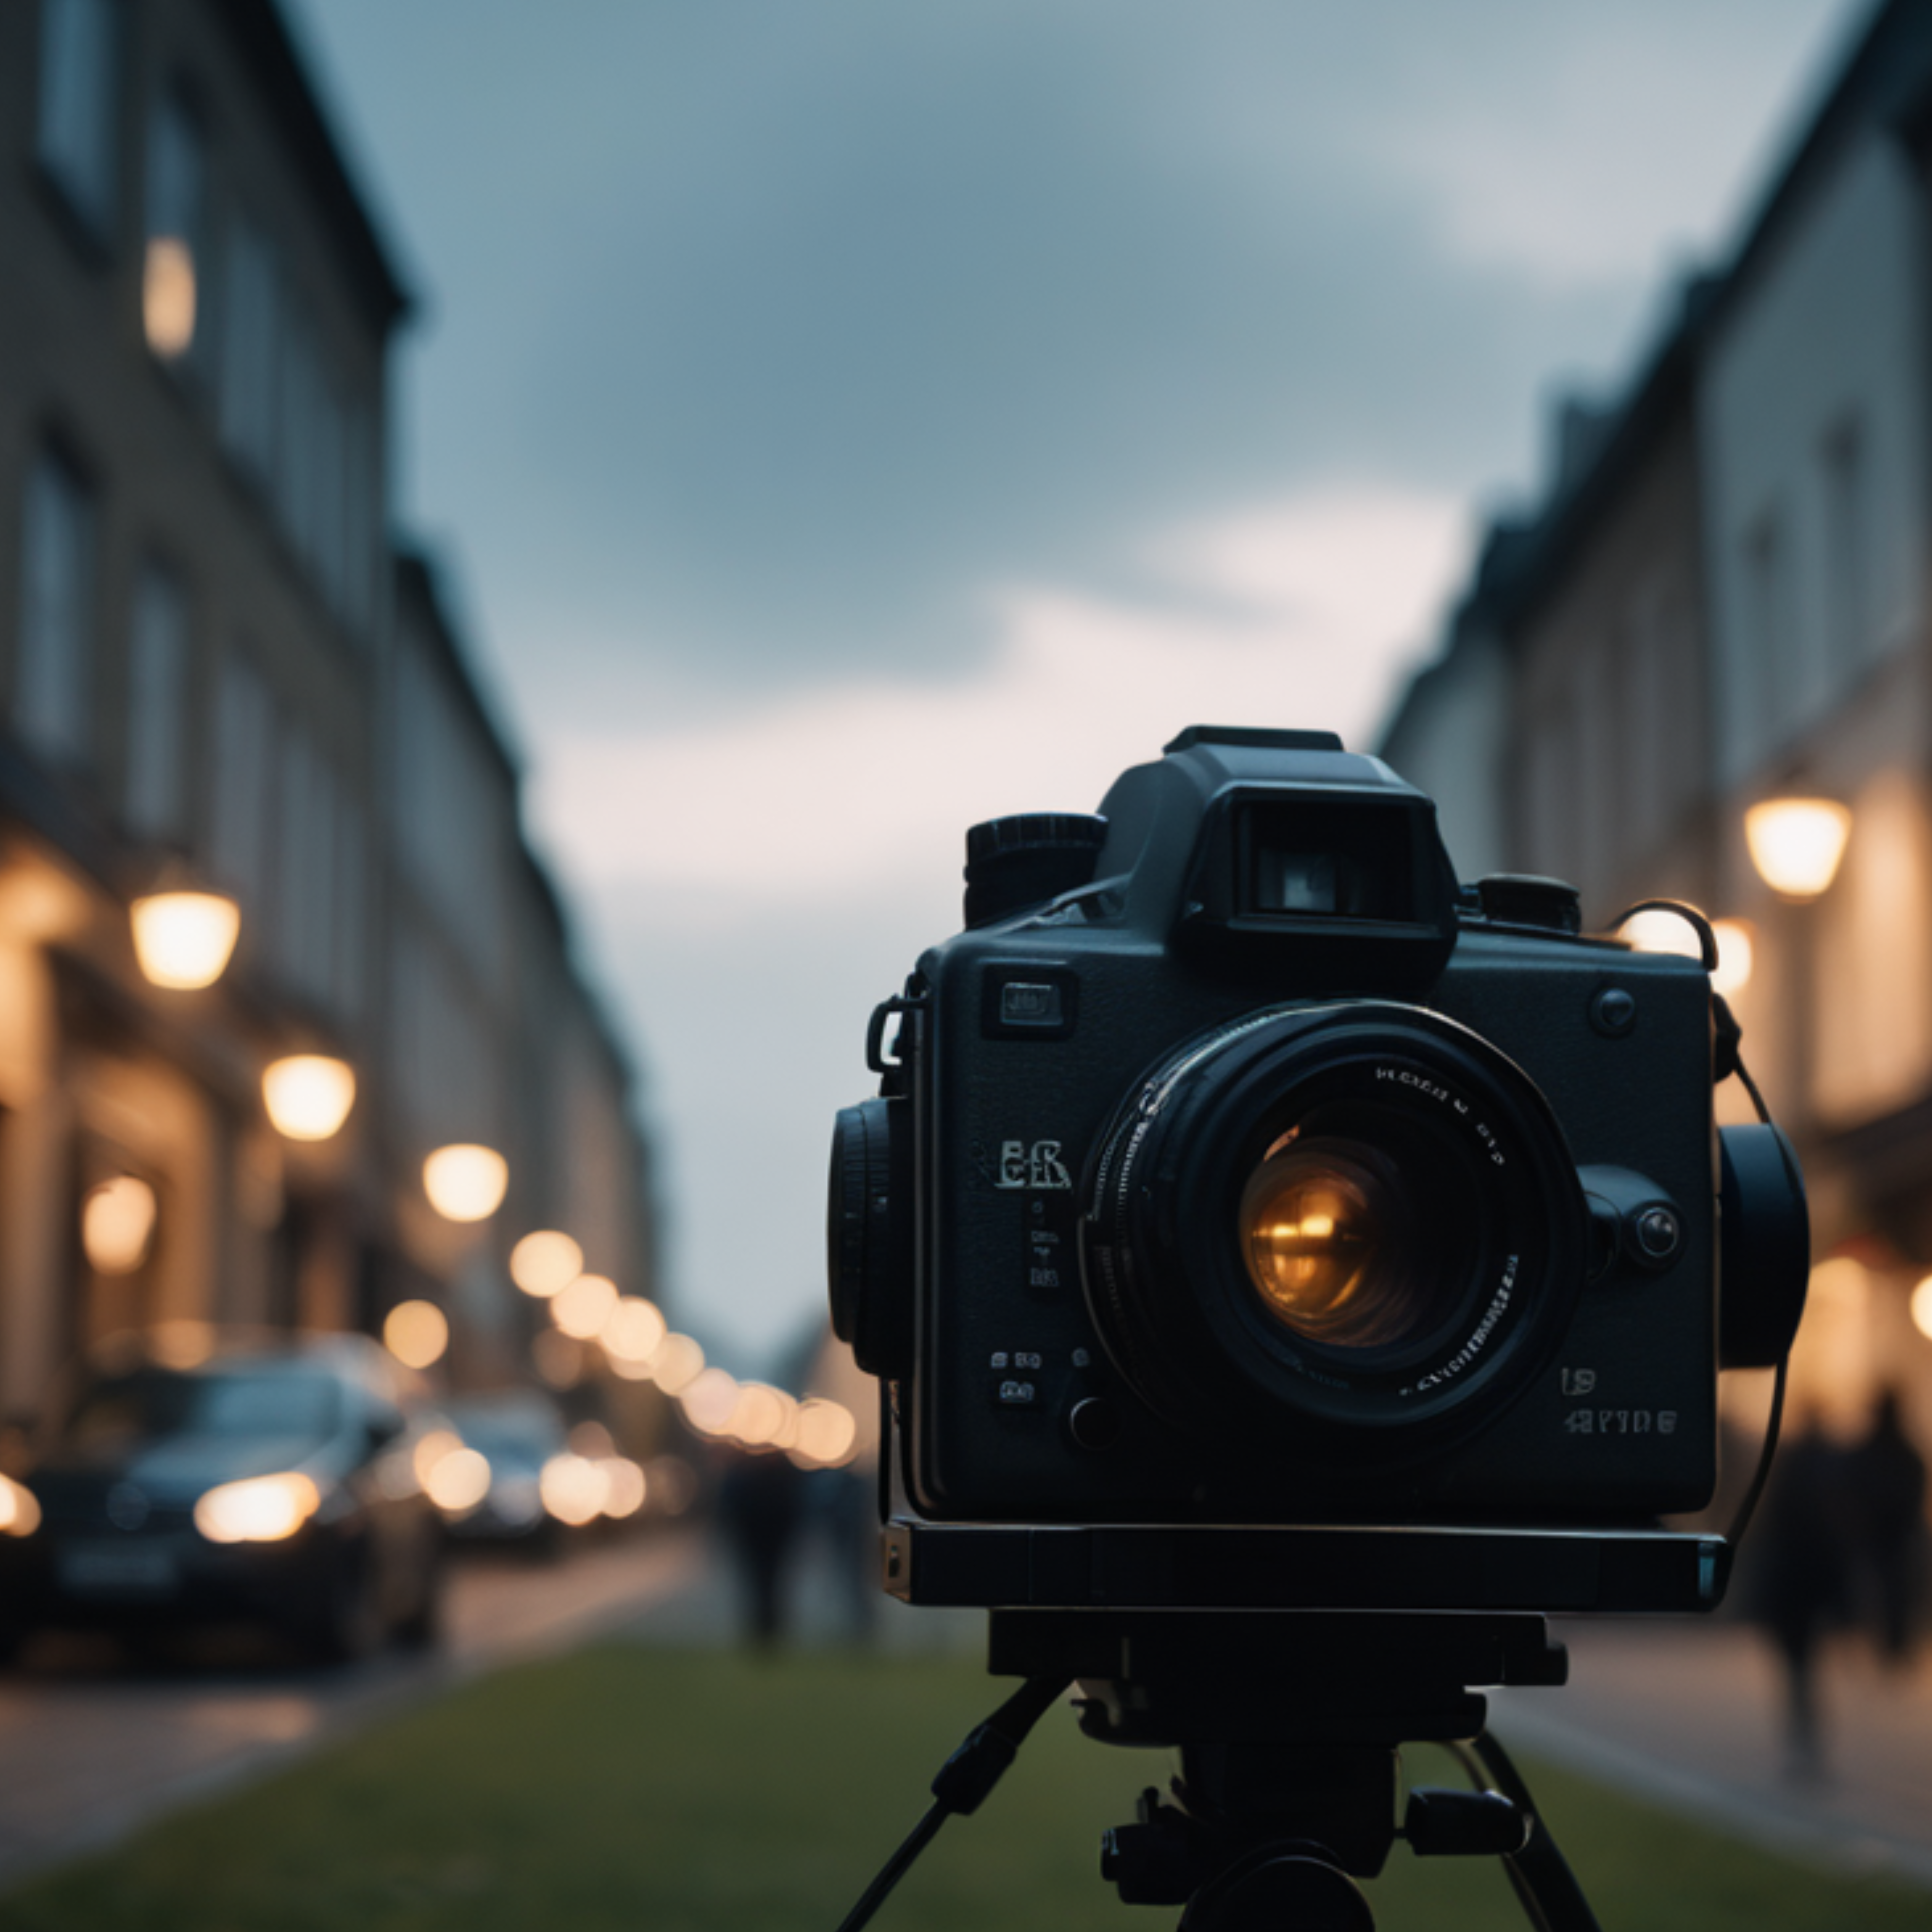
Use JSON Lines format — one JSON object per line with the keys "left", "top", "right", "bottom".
{"left": 832, "top": 728, "right": 1805, "bottom": 1546}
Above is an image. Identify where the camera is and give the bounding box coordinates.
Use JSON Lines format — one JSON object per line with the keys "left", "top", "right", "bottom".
{"left": 829, "top": 727, "right": 1807, "bottom": 1564}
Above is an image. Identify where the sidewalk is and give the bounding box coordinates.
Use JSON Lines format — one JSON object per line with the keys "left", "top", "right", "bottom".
{"left": 1490, "top": 1617, "right": 1932, "bottom": 1888}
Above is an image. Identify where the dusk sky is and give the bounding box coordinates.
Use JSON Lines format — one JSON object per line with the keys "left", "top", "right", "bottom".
{"left": 287, "top": 0, "right": 1859, "bottom": 1367}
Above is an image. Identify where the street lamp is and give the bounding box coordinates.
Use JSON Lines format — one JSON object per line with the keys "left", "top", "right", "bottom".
{"left": 262, "top": 1055, "right": 357, "bottom": 1141}
{"left": 1709, "top": 919, "right": 1755, "bottom": 998}
{"left": 129, "top": 890, "right": 240, "bottom": 989}
{"left": 509, "top": 1229, "right": 583, "bottom": 1297}
{"left": 1744, "top": 798, "right": 1851, "bottom": 900}
{"left": 422, "top": 1143, "right": 509, "bottom": 1222}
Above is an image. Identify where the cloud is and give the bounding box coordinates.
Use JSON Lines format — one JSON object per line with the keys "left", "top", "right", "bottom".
{"left": 528, "top": 483, "right": 1468, "bottom": 914}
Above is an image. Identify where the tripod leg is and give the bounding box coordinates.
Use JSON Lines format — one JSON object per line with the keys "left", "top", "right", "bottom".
{"left": 1455, "top": 1732, "right": 1603, "bottom": 1932}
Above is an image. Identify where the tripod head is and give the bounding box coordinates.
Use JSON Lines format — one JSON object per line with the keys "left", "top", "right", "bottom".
{"left": 836, "top": 1606, "right": 1604, "bottom": 1932}
{"left": 991, "top": 1608, "right": 1586, "bottom": 1929}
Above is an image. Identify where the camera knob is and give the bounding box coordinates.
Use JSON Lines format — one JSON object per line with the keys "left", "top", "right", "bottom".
{"left": 963, "top": 813, "right": 1108, "bottom": 928}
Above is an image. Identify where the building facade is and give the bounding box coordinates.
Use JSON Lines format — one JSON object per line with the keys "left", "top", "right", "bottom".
{"left": 0, "top": 0, "right": 656, "bottom": 1433}
{"left": 1379, "top": 0, "right": 1932, "bottom": 1447}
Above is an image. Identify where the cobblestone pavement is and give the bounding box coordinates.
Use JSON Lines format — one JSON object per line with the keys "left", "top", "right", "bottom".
{"left": 0, "top": 1528, "right": 701, "bottom": 1886}
{"left": 1490, "top": 1616, "right": 1932, "bottom": 1888}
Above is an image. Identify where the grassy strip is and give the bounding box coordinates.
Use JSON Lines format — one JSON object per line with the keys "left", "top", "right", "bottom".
{"left": 3, "top": 1644, "right": 1923, "bottom": 1931}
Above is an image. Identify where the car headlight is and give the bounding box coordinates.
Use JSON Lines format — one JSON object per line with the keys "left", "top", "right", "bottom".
{"left": 0, "top": 1474, "right": 41, "bottom": 1538}
{"left": 193, "top": 1472, "right": 321, "bottom": 1544}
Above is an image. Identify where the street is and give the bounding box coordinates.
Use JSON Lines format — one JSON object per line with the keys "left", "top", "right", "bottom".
{"left": 0, "top": 1528, "right": 702, "bottom": 1887}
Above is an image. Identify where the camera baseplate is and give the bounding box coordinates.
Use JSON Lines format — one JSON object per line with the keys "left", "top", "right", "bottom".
{"left": 883, "top": 1515, "right": 1728, "bottom": 1615}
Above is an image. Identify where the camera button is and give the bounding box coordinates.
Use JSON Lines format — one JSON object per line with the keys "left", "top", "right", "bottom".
{"left": 1635, "top": 1206, "right": 1682, "bottom": 1262}
{"left": 1067, "top": 1396, "right": 1122, "bottom": 1452}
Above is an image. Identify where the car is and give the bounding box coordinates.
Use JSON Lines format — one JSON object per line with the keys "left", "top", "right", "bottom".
{"left": 433, "top": 1392, "right": 569, "bottom": 1551}
{"left": 0, "top": 1328, "right": 447, "bottom": 1665}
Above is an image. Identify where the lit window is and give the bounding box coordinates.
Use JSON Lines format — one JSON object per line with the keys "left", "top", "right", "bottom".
{"left": 125, "top": 561, "right": 188, "bottom": 837}
{"left": 144, "top": 91, "right": 205, "bottom": 364}
{"left": 15, "top": 447, "right": 96, "bottom": 765}
{"left": 37, "top": 0, "right": 120, "bottom": 239}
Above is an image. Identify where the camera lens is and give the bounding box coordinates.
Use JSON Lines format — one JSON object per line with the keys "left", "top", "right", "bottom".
{"left": 1082, "top": 1002, "right": 1586, "bottom": 1463}
{"left": 1239, "top": 1132, "right": 1426, "bottom": 1349}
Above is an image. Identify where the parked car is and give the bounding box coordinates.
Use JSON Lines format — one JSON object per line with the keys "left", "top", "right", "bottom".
{"left": 0, "top": 1329, "right": 446, "bottom": 1664}
{"left": 434, "top": 1392, "right": 569, "bottom": 1551}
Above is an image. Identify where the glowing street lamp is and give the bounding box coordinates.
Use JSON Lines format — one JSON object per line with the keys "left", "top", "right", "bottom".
{"left": 1709, "top": 919, "right": 1755, "bottom": 998}
{"left": 262, "top": 1055, "right": 356, "bottom": 1141}
{"left": 130, "top": 890, "right": 240, "bottom": 989}
{"left": 384, "top": 1299, "right": 449, "bottom": 1369}
{"left": 1744, "top": 799, "right": 1852, "bottom": 901}
{"left": 81, "top": 1176, "right": 158, "bottom": 1274}
{"left": 510, "top": 1230, "right": 583, "bottom": 1297}
{"left": 423, "top": 1144, "right": 508, "bottom": 1222}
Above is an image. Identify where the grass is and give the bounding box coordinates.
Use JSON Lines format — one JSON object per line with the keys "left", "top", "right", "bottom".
{"left": 1, "top": 1642, "right": 1924, "bottom": 1931}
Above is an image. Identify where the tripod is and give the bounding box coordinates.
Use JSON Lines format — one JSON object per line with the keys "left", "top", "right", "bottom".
{"left": 839, "top": 1609, "right": 1601, "bottom": 1932}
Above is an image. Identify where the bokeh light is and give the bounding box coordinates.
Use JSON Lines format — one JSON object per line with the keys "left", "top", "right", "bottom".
{"left": 1912, "top": 1275, "right": 1932, "bottom": 1344}
{"left": 540, "top": 1452, "right": 609, "bottom": 1526}
{"left": 510, "top": 1229, "right": 583, "bottom": 1297}
{"left": 384, "top": 1299, "right": 449, "bottom": 1369}
{"left": 792, "top": 1398, "right": 859, "bottom": 1468}
{"left": 129, "top": 890, "right": 240, "bottom": 989}
{"left": 143, "top": 236, "right": 197, "bottom": 357}
{"left": 599, "top": 1456, "right": 647, "bottom": 1518}
{"left": 1744, "top": 798, "right": 1852, "bottom": 900}
{"left": 1621, "top": 907, "right": 1703, "bottom": 958}
{"left": 679, "top": 1366, "right": 740, "bottom": 1435}
{"left": 262, "top": 1055, "right": 357, "bottom": 1141}
{"left": 194, "top": 1472, "right": 319, "bottom": 1543}
{"left": 649, "top": 1333, "right": 704, "bottom": 1395}
{"left": 422, "top": 1446, "right": 492, "bottom": 1513}
{"left": 727, "top": 1382, "right": 791, "bottom": 1448}
{"left": 422, "top": 1143, "right": 509, "bottom": 1222}
{"left": 81, "top": 1176, "right": 158, "bottom": 1275}
{"left": 0, "top": 1474, "right": 42, "bottom": 1538}
{"left": 1710, "top": 918, "right": 1754, "bottom": 998}
{"left": 551, "top": 1273, "right": 619, "bottom": 1340}
{"left": 601, "top": 1295, "right": 666, "bottom": 1363}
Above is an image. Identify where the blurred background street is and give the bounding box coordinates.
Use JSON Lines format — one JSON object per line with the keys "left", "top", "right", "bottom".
{"left": 8, "top": 0, "right": 1932, "bottom": 1924}
{"left": 0, "top": 1528, "right": 701, "bottom": 1886}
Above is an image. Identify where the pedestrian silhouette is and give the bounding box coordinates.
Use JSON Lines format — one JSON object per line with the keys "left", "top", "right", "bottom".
{"left": 1843, "top": 1387, "right": 1928, "bottom": 1668}
{"left": 717, "top": 1447, "right": 809, "bottom": 1647}
{"left": 1745, "top": 1409, "right": 1852, "bottom": 1777}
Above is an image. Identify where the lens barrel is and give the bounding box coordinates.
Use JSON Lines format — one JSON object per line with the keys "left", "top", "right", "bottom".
{"left": 1082, "top": 1003, "right": 1586, "bottom": 1464}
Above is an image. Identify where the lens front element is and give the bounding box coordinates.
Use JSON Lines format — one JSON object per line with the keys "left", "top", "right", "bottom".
{"left": 1082, "top": 1003, "right": 1586, "bottom": 1460}
{"left": 1240, "top": 1133, "right": 1422, "bottom": 1348}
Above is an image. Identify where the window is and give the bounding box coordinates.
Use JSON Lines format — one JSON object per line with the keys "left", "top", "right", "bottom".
{"left": 218, "top": 217, "right": 277, "bottom": 479}
{"left": 1821, "top": 416, "right": 1867, "bottom": 676}
{"left": 1743, "top": 508, "right": 1796, "bottom": 747}
{"left": 36, "top": 0, "right": 120, "bottom": 239}
{"left": 125, "top": 562, "right": 189, "bottom": 837}
{"left": 333, "top": 796, "right": 367, "bottom": 1018}
{"left": 143, "top": 91, "right": 206, "bottom": 367}
{"left": 209, "top": 651, "right": 274, "bottom": 914}
{"left": 15, "top": 447, "right": 97, "bottom": 765}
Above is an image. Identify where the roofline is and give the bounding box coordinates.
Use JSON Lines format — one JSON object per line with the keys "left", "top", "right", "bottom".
{"left": 215, "top": 0, "right": 413, "bottom": 330}
{"left": 392, "top": 548, "right": 522, "bottom": 789}
{"left": 1706, "top": 0, "right": 1932, "bottom": 333}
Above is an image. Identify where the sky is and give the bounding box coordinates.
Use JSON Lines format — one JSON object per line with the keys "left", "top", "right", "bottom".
{"left": 287, "top": 0, "right": 1861, "bottom": 1368}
